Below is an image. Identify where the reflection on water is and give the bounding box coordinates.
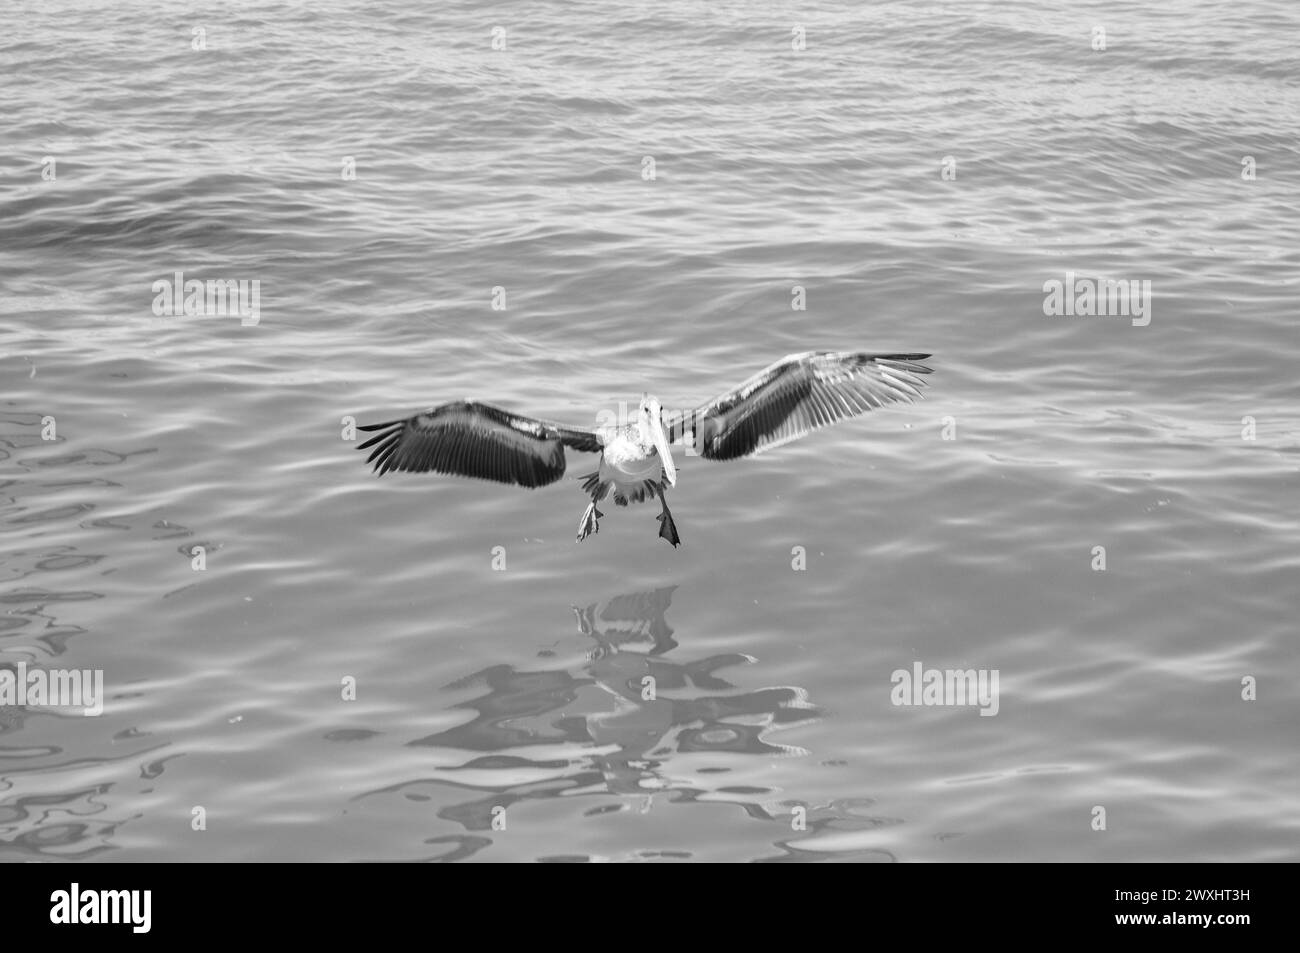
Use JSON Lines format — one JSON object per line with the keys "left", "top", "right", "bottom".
{"left": 2, "top": 412, "right": 110, "bottom": 660}
{"left": 0, "top": 784, "right": 124, "bottom": 861}
{"left": 0, "top": 411, "right": 175, "bottom": 860}
{"left": 359, "top": 586, "right": 900, "bottom": 862}
{"left": 574, "top": 587, "right": 679, "bottom": 660}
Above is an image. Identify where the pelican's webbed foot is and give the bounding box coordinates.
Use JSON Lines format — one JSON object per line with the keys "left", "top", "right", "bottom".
{"left": 655, "top": 493, "right": 681, "bottom": 548}
{"left": 577, "top": 502, "right": 603, "bottom": 542}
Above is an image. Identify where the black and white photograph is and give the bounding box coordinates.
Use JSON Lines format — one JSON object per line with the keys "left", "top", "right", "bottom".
{"left": 2, "top": 0, "right": 1296, "bottom": 894}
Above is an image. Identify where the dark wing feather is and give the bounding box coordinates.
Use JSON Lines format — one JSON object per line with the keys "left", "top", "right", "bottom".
{"left": 356, "top": 400, "right": 601, "bottom": 489}
{"left": 666, "top": 352, "right": 932, "bottom": 461}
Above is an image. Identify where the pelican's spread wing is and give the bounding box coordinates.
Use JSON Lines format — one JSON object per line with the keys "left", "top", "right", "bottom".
{"left": 357, "top": 401, "right": 601, "bottom": 488}
{"left": 666, "top": 352, "right": 933, "bottom": 461}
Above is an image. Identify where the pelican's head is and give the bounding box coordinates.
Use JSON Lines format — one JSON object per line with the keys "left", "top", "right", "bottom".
{"left": 638, "top": 393, "right": 676, "bottom": 487}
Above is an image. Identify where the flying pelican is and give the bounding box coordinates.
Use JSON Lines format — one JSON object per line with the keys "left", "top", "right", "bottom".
{"left": 356, "top": 351, "right": 933, "bottom": 547}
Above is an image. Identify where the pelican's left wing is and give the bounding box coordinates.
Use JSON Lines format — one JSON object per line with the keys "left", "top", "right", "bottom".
{"left": 665, "top": 351, "right": 932, "bottom": 461}
{"left": 357, "top": 400, "right": 601, "bottom": 488}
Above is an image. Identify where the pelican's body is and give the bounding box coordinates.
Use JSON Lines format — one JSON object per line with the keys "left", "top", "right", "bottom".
{"left": 602, "top": 427, "right": 666, "bottom": 486}
{"left": 602, "top": 427, "right": 665, "bottom": 483}
{"left": 575, "top": 397, "right": 679, "bottom": 541}
{"left": 357, "top": 351, "right": 933, "bottom": 548}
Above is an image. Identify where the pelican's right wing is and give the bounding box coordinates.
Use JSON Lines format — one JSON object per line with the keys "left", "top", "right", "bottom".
{"left": 665, "top": 351, "right": 933, "bottom": 461}
{"left": 357, "top": 400, "right": 602, "bottom": 488}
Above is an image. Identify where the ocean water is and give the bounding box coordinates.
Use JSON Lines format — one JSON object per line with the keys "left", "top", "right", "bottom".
{"left": 1, "top": 0, "right": 1298, "bottom": 862}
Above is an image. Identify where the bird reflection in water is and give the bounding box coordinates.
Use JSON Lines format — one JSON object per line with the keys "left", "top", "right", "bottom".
{"left": 359, "top": 586, "right": 885, "bottom": 860}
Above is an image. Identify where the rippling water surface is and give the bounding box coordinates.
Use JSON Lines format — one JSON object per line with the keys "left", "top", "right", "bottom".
{"left": 2, "top": 0, "right": 1298, "bottom": 861}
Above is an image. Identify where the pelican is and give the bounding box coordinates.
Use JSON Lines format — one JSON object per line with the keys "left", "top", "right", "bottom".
{"left": 357, "top": 351, "right": 933, "bottom": 547}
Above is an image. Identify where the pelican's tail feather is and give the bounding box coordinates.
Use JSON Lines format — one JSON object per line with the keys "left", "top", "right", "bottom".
{"left": 578, "top": 471, "right": 611, "bottom": 502}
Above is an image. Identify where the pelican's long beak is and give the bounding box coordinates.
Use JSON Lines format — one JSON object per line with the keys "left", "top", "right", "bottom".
{"left": 651, "top": 415, "right": 677, "bottom": 486}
